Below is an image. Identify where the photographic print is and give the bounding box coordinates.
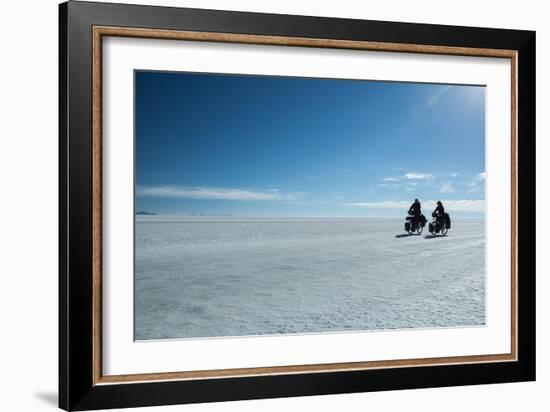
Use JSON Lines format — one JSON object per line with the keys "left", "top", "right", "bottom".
{"left": 134, "top": 71, "right": 486, "bottom": 341}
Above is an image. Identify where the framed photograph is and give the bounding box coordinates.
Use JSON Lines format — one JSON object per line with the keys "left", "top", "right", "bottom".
{"left": 59, "top": 1, "right": 535, "bottom": 410}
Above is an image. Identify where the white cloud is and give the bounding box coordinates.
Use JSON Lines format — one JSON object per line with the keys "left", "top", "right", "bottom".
{"left": 427, "top": 86, "right": 451, "bottom": 108}
{"left": 383, "top": 177, "right": 399, "bottom": 182}
{"left": 412, "top": 86, "right": 451, "bottom": 115}
{"left": 467, "top": 172, "right": 486, "bottom": 193}
{"left": 137, "top": 185, "right": 298, "bottom": 201}
{"left": 440, "top": 183, "right": 455, "bottom": 193}
{"left": 346, "top": 200, "right": 411, "bottom": 209}
{"left": 346, "top": 199, "right": 485, "bottom": 212}
{"left": 442, "top": 200, "right": 485, "bottom": 212}
{"left": 405, "top": 172, "right": 432, "bottom": 180}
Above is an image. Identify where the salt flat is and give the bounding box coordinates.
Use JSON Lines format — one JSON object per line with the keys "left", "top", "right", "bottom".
{"left": 135, "top": 216, "right": 485, "bottom": 340}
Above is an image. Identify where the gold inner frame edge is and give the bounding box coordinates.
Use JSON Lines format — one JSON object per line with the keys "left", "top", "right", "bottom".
{"left": 91, "top": 25, "right": 518, "bottom": 386}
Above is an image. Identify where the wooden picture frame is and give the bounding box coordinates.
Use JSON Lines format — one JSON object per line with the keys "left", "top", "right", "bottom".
{"left": 59, "top": 1, "right": 535, "bottom": 410}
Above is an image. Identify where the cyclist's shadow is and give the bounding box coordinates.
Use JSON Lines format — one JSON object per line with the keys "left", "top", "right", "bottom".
{"left": 423, "top": 234, "right": 447, "bottom": 239}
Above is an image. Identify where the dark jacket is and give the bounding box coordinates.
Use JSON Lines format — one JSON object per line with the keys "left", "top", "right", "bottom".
{"left": 434, "top": 204, "right": 445, "bottom": 216}
{"left": 409, "top": 201, "right": 421, "bottom": 215}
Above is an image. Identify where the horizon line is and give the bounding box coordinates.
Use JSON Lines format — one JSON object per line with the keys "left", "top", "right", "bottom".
{"left": 135, "top": 213, "right": 485, "bottom": 219}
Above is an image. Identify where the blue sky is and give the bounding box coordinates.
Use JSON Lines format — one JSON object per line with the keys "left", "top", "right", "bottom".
{"left": 135, "top": 71, "right": 485, "bottom": 217}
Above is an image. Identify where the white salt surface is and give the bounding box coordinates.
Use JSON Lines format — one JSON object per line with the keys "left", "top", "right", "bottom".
{"left": 135, "top": 217, "right": 485, "bottom": 340}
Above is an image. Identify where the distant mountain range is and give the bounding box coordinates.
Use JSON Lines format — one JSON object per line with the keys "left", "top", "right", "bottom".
{"left": 136, "top": 210, "right": 157, "bottom": 215}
